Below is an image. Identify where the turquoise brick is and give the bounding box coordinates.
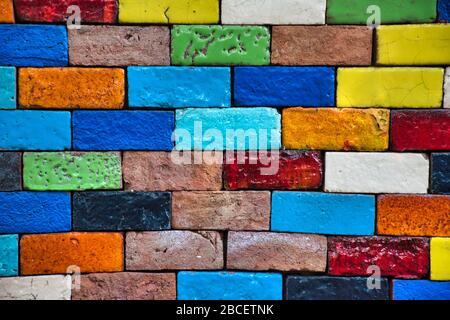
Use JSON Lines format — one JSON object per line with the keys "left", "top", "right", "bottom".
{"left": 0, "top": 67, "right": 15, "bottom": 109}
{"left": 0, "top": 235, "right": 18, "bottom": 277}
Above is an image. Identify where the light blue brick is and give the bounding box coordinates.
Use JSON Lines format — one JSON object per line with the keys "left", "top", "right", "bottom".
{"left": 0, "top": 235, "right": 18, "bottom": 277}
{"left": 0, "top": 67, "right": 16, "bottom": 109}
{"left": 394, "top": 280, "right": 450, "bottom": 300}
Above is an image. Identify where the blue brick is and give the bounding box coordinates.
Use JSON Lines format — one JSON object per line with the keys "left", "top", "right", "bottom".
{"left": 234, "top": 67, "right": 335, "bottom": 107}
{"left": 438, "top": 0, "right": 450, "bottom": 21}
{"left": 393, "top": 280, "right": 450, "bottom": 300}
{"left": 0, "top": 235, "right": 18, "bottom": 277}
{"left": 0, "top": 25, "right": 68, "bottom": 67}
{"left": 0, "top": 192, "right": 71, "bottom": 234}
{"left": 128, "top": 67, "right": 230, "bottom": 108}
{"left": 0, "top": 111, "right": 71, "bottom": 150}
{"left": 177, "top": 272, "right": 282, "bottom": 300}
{"left": 0, "top": 67, "right": 16, "bottom": 109}
{"left": 272, "top": 192, "right": 375, "bottom": 235}
{"left": 431, "top": 153, "right": 450, "bottom": 194}
{"left": 175, "top": 108, "right": 281, "bottom": 150}
{"left": 73, "top": 111, "right": 174, "bottom": 151}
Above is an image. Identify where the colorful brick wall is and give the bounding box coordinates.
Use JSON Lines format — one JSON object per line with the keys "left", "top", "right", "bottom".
{"left": 0, "top": 0, "right": 449, "bottom": 301}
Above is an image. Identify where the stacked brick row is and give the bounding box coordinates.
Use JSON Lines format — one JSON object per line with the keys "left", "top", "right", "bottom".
{"left": 0, "top": 0, "right": 449, "bottom": 300}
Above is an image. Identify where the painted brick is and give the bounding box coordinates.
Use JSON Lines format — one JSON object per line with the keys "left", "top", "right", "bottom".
{"left": 126, "top": 231, "right": 223, "bottom": 270}
{"left": 119, "top": 0, "right": 219, "bottom": 24}
{"left": 272, "top": 26, "right": 372, "bottom": 65}
{"left": 378, "top": 195, "right": 450, "bottom": 237}
{"left": 325, "top": 152, "right": 429, "bottom": 194}
{"left": 378, "top": 25, "right": 450, "bottom": 65}
{"left": 0, "top": 67, "right": 15, "bottom": 109}
{"left": 445, "top": 68, "right": 450, "bottom": 108}
{"left": 15, "top": 0, "right": 117, "bottom": 23}
{"left": 128, "top": 67, "right": 230, "bottom": 108}
{"left": 23, "top": 152, "right": 122, "bottom": 191}
{"left": 172, "top": 191, "right": 270, "bottom": 231}
{"left": 286, "top": 276, "right": 389, "bottom": 300}
{"left": 337, "top": 68, "right": 444, "bottom": 108}
{"left": 20, "top": 232, "right": 123, "bottom": 275}
{"left": 431, "top": 153, "right": 450, "bottom": 194}
{"left": 283, "top": 108, "right": 389, "bottom": 151}
{"left": 0, "top": 275, "right": 71, "bottom": 300}
{"left": 224, "top": 151, "right": 322, "bottom": 190}
{"left": 327, "top": 0, "right": 436, "bottom": 24}
{"left": 123, "top": 152, "right": 222, "bottom": 191}
{"left": 227, "top": 232, "right": 327, "bottom": 272}
{"left": 439, "top": 0, "right": 450, "bottom": 22}
{"left": 0, "top": 0, "right": 14, "bottom": 23}
{"left": 0, "top": 111, "right": 71, "bottom": 150}
{"left": 73, "top": 192, "right": 171, "bottom": 231}
{"left": 73, "top": 111, "right": 173, "bottom": 151}
{"left": 0, "top": 192, "right": 71, "bottom": 233}
{"left": 69, "top": 26, "right": 170, "bottom": 66}
{"left": 175, "top": 108, "right": 281, "bottom": 150}
{"left": 328, "top": 237, "right": 429, "bottom": 278}
{"left": 234, "top": 67, "right": 334, "bottom": 107}
{"left": 0, "top": 152, "right": 21, "bottom": 191}
{"left": 177, "top": 272, "right": 282, "bottom": 300}
{"left": 391, "top": 110, "right": 450, "bottom": 151}
{"left": 222, "top": 0, "right": 326, "bottom": 24}
{"left": 431, "top": 237, "right": 450, "bottom": 280}
{"left": 393, "top": 280, "right": 450, "bottom": 300}
{"left": 272, "top": 192, "right": 375, "bottom": 235}
{"left": 0, "top": 235, "right": 18, "bottom": 277}
{"left": 172, "top": 26, "right": 270, "bottom": 66}
{"left": 0, "top": 25, "right": 67, "bottom": 67}
{"left": 19, "top": 68, "right": 124, "bottom": 109}
{"left": 72, "top": 273, "right": 176, "bottom": 300}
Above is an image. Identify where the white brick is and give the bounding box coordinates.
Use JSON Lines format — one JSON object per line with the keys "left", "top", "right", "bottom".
{"left": 0, "top": 275, "right": 71, "bottom": 300}
{"left": 221, "top": 0, "right": 326, "bottom": 24}
{"left": 444, "top": 67, "right": 450, "bottom": 108}
{"left": 325, "top": 153, "right": 429, "bottom": 194}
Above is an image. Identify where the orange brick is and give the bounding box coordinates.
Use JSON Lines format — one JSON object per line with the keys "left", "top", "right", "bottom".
{"left": 19, "top": 68, "right": 125, "bottom": 109}
{"left": 378, "top": 195, "right": 450, "bottom": 236}
{"left": 0, "top": 0, "right": 14, "bottom": 23}
{"left": 20, "top": 232, "right": 124, "bottom": 275}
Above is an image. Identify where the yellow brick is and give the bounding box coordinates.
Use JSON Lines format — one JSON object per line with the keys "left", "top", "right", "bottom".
{"left": 337, "top": 67, "right": 444, "bottom": 108}
{"left": 282, "top": 108, "right": 389, "bottom": 151}
{"left": 119, "top": 0, "right": 219, "bottom": 24}
{"left": 431, "top": 237, "right": 450, "bottom": 280}
{"left": 378, "top": 24, "right": 450, "bottom": 65}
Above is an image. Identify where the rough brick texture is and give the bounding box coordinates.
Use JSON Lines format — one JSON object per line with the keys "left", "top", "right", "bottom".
{"left": 0, "top": 275, "right": 71, "bottom": 300}
{"left": 431, "top": 153, "right": 450, "bottom": 194}
{"left": 0, "top": 152, "right": 21, "bottom": 191}
{"left": 0, "top": 0, "right": 14, "bottom": 23}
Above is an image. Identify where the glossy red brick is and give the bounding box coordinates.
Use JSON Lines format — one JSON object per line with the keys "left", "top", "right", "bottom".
{"left": 328, "top": 237, "right": 429, "bottom": 279}
{"left": 391, "top": 110, "right": 450, "bottom": 151}
{"left": 224, "top": 151, "right": 322, "bottom": 190}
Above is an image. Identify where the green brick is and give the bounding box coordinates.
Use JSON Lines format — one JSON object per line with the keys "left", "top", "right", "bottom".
{"left": 171, "top": 25, "right": 270, "bottom": 66}
{"left": 23, "top": 152, "right": 122, "bottom": 191}
{"left": 327, "top": 0, "right": 436, "bottom": 24}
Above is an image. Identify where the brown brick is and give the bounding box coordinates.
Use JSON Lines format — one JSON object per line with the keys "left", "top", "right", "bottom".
{"left": 172, "top": 191, "right": 270, "bottom": 231}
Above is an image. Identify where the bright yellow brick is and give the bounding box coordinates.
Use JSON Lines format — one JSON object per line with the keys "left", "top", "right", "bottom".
{"left": 337, "top": 67, "right": 444, "bottom": 108}
{"left": 378, "top": 24, "right": 450, "bottom": 65}
{"left": 119, "top": 0, "right": 219, "bottom": 24}
{"left": 431, "top": 237, "right": 450, "bottom": 280}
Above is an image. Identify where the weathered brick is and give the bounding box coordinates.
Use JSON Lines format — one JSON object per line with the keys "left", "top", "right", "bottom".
{"left": 439, "top": 0, "right": 450, "bottom": 22}
{"left": 0, "top": 152, "right": 21, "bottom": 191}
{"left": 431, "top": 237, "right": 450, "bottom": 280}
{"left": 328, "top": 237, "right": 429, "bottom": 278}
{"left": 23, "top": 152, "right": 122, "bottom": 191}
{"left": 19, "top": 68, "right": 124, "bottom": 109}
{"left": 227, "top": 232, "right": 327, "bottom": 272}
{"left": 73, "top": 192, "right": 171, "bottom": 231}
{"left": 325, "top": 152, "right": 429, "bottom": 194}
{"left": 126, "top": 231, "right": 223, "bottom": 270}
{"left": 431, "top": 153, "right": 450, "bottom": 194}
{"left": 272, "top": 192, "right": 375, "bottom": 235}
{"left": 445, "top": 68, "right": 450, "bottom": 108}
{"left": 378, "top": 25, "right": 450, "bottom": 65}
{"left": 0, "top": 0, "right": 14, "bottom": 23}
{"left": 172, "top": 191, "right": 270, "bottom": 230}
{"left": 0, "top": 235, "right": 18, "bottom": 277}
{"left": 224, "top": 151, "right": 322, "bottom": 190}
{"left": 393, "top": 280, "right": 450, "bottom": 300}
{"left": 0, "top": 111, "right": 71, "bottom": 150}
{"left": 337, "top": 68, "right": 444, "bottom": 108}
{"left": 177, "top": 272, "right": 282, "bottom": 300}
{"left": 69, "top": 26, "right": 169, "bottom": 66}
{"left": 72, "top": 273, "right": 176, "bottom": 300}
{"left": 172, "top": 26, "right": 270, "bottom": 66}
{"left": 272, "top": 26, "right": 372, "bottom": 65}
{"left": 0, "top": 67, "right": 15, "bottom": 109}
{"left": 391, "top": 110, "right": 450, "bottom": 151}
{"left": 283, "top": 108, "right": 389, "bottom": 151}
{"left": 20, "top": 232, "right": 123, "bottom": 275}
{"left": 0, "top": 192, "right": 71, "bottom": 233}
{"left": 0, "top": 275, "right": 71, "bottom": 300}
{"left": 378, "top": 195, "right": 450, "bottom": 237}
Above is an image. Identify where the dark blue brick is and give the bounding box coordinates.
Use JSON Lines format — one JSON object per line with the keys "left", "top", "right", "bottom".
{"left": 438, "top": 0, "right": 450, "bottom": 21}
{"left": 431, "top": 153, "right": 450, "bottom": 194}
{"left": 0, "top": 152, "right": 21, "bottom": 191}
